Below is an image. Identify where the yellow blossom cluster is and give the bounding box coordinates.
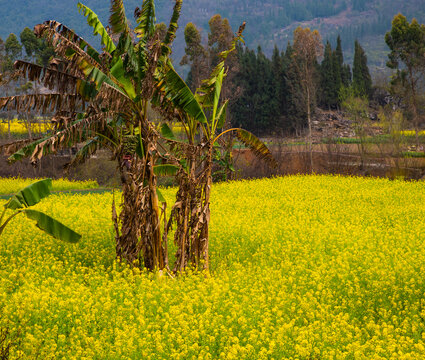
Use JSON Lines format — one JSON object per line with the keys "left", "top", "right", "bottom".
{"left": 0, "top": 119, "right": 52, "bottom": 136}
{"left": 0, "top": 175, "right": 424, "bottom": 359}
{"left": 398, "top": 130, "right": 425, "bottom": 136}
{"left": 0, "top": 177, "right": 99, "bottom": 195}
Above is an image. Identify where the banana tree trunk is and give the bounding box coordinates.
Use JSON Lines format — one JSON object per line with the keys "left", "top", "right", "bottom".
{"left": 142, "top": 151, "right": 166, "bottom": 270}
{"left": 115, "top": 157, "right": 142, "bottom": 265}
{"left": 172, "top": 152, "right": 195, "bottom": 273}
{"left": 114, "top": 152, "right": 166, "bottom": 271}
{"left": 199, "top": 144, "right": 213, "bottom": 272}
{"left": 170, "top": 144, "right": 212, "bottom": 273}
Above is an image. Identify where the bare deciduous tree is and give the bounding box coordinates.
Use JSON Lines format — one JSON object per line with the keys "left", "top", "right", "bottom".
{"left": 292, "top": 27, "right": 323, "bottom": 173}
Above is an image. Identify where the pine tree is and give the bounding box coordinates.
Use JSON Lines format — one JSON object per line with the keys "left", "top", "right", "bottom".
{"left": 230, "top": 46, "right": 282, "bottom": 134}
{"left": 333, "top": 35, "right": 343, "bottom": 90}
{"left": 285, "top": 41, "right": 307, "bottom": 135}
{"left": 271, "top": 45, "right": 286, "bottom": 131}
{"left": 353, "top": 40, "right": 372, "bottom": 98}
{"left": 342, "top": 64, "right": 352, "bottom": 88}
{"left": 256, "top": 46, "right": 279, "bottom": 131}
{"left": 335, "top": 35, "right": 344, "bottom": 69}
{"left": 230, "top": 47, "right": 256, "bottom": 130}
{"left": 320, "top": 41, "right": 337, "bottom": 109}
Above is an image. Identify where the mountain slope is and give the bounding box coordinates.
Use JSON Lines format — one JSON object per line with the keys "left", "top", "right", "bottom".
{"left": 1, "top": 0, "right": 425, "bottom": 70}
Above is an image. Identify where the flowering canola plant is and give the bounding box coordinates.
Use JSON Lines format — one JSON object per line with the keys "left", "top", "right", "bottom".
{"left": 0, "top": 119, "right": 52, "bottom": 136}
{"left": 398, "top": 130, "right": 425, "bottom": 136}
{"left": 0, "top": 175, "right": 424, "bottom": 359}
{"left": 0, "top": 177, "right": 99, "bottom": 195}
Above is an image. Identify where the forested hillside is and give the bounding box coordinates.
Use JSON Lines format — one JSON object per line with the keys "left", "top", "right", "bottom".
{"left": 1, "top": 0, "right": 425, "bottom": 68}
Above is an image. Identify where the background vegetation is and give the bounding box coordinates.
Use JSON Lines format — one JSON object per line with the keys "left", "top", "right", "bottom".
{"left": 1, "top": 0, "right": 425, "bottom": 69}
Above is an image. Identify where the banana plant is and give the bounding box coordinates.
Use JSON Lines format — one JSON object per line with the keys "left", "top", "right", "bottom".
{"left": 153, "top": 23, "right": 277, "bottom": 272}
{"left": 0, "top": 179, "right": 81, "bottom": 243}
{"left": 0, "top": 0, "right": 184, "bottom": 270}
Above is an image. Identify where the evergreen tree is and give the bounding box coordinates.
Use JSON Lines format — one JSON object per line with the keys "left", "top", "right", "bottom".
{"left": 335, "top": 35, "right": 344, "bottom": 69}
{"left": 257, "top": 46, "right": 279, "bottom": 131}
{"left": 271, "top": 45, "right": 286, "bottom": 131}
{"left": 333, "top": 35, "right": 344, "bottom": 89}
{"left": 285, "top": 42, "right": 307, "bottom": 134}
{"left": 35, "top": 39, "right": 54, "bottom": 67}
{"left": 342, "top": 64, "right": 352, "bottom": 88}
{"left": 0, "top": 37, "right": 5, "bottom": 71}
{"left": 320, "top": 41, "right": 338, "bottom": 109}
{"left": 332, "top": 51, "right": 342, "bottom": 98}
{"left": 4, "top": 33, "right": 22, "bottom": 62}
{"left": 230, "top": 46, "right": 282, "bottom": 134}
{"left": 230, "top": 47, "right": 257, "bottom": 130}
{"left": 352, "top": 40, "right": 372, "bottom": 97}
{"left": 20, "top": 27, "right": 39, "bottom": 59}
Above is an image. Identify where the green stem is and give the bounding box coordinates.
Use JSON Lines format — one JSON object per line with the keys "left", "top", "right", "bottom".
{"left": 0, "top": 201, "right": 10, "bottom": 226}
{"left": 212, "top": 128, "right": 240, "bottom": 145}
{"left": 0, "top": 211, "right": 23, "bottom": 237}
{"left": 95, "top": 132, "right": 119, "bottom": 148}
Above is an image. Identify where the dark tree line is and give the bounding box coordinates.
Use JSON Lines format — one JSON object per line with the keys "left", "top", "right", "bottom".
{"left": 181, "top": 16, "right": 373, "bottom": 136}
{"left": 228, "top": 35, "right": 371, "bottom": 135}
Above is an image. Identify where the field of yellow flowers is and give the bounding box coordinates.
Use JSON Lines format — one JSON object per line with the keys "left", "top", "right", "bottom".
{"left": 0, "top": 177, "right": 99, "bottom": 195}
{"left": 0, "top": 119, "right": 52, "bottom": 136}
{"left": 0, "top": 175, "right": 424, "bottom": 359}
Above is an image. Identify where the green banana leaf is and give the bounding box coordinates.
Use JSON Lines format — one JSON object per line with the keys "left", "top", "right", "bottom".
{"left": 159, "top": 123, "right": 177, "bottom": 141}
{"left": 77, "top": 3, "right": 116, "bottom": 54}
{"left": 163, "top": 67, "right": 207, "bottom": 124}
{"left": 156, "top": 188, "right": 166, "bottom": 204}
{"left": 6, "top": 179, "right": 52, "bottom": 210}
{"left": 109, "top": 0, "right": 130, "bottom": 35}
{"left": 8, "top": 136, "right": 50, "bottom": 163}
{"left": 24, "top": 209, "right": 81, "bottom": 243}
{"left": 154, "top": 164, "right": 179, "bottom": 176}
{"left": 215, "top": 100, "right": 228, "bottom": 130}
{"left": 134, "top": 0, "right": 156, "bottom": 39}
{"left": 235, "top": 129, "right": 277, "bottom": 169}
{"left": 162, "top": 0, "right": 182, "bottom": 52}
{"left": 110, "top": 58, "right": 137, "bottom": 99}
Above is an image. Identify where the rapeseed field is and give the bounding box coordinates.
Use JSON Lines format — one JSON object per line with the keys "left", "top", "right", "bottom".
{"left": 0, "top": 177, "right": 98, "bottom": 195}
{"left": 0, "top": 120, "right": 52, "bottom": 136}
{"left": 0, "top": 175, "right": 424, "bottom": 359}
